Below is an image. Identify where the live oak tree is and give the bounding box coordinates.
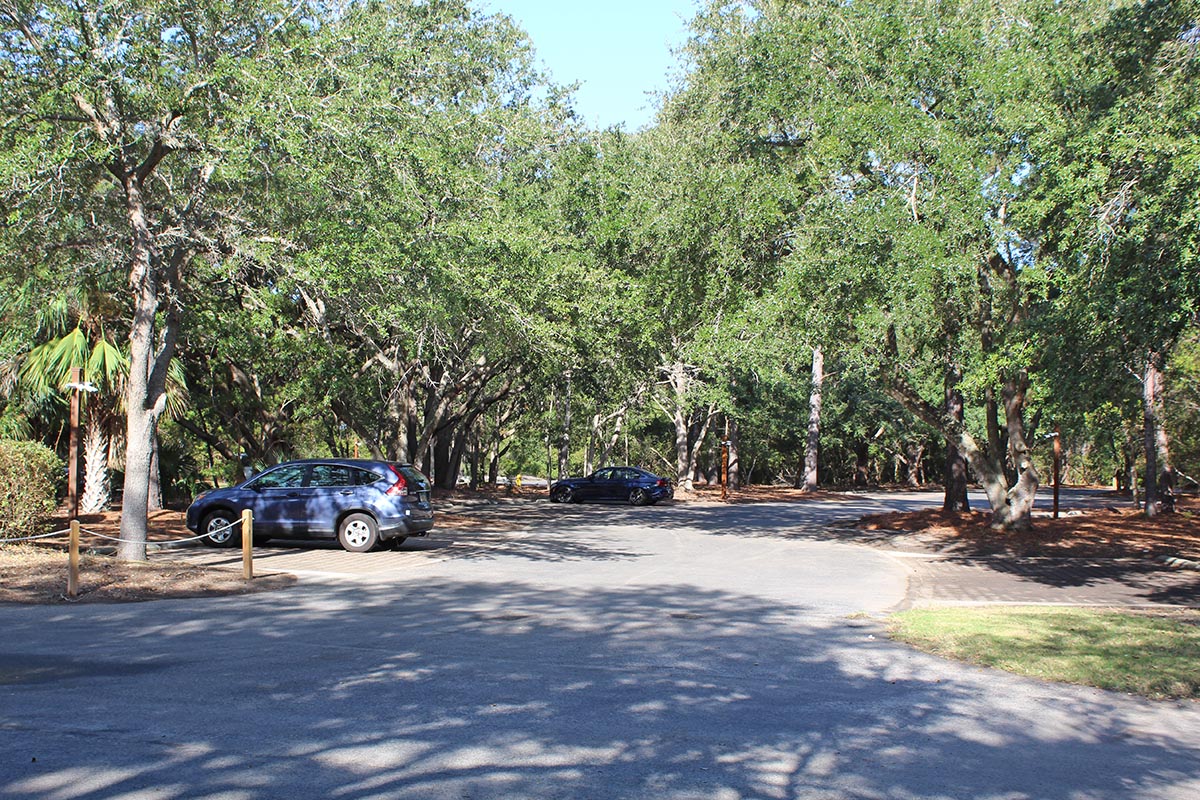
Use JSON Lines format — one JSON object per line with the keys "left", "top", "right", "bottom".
{"left": 1025, "top": 1, "right": 1200, "bottom": 515}
{"left": 0, "top": 0, "right": 331, "bottom": 557}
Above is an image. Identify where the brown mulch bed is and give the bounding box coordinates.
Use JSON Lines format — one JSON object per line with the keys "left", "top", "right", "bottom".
{"left": 0, "top": 544, "right": 296, "bottom": 605}
{"left": 857, "top": 495, "right": 1200, "bottom": 561}
{"left": 0, "top": 508, "right": 295, "bottom": 605}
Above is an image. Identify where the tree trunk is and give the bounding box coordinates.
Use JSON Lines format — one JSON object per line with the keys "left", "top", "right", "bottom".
{"left": 726, "top": 416, "right": 740, "bottom": 490}
{"left": 662, "top": 361, "right": 693, "bottom": 489}
{"left": 686, "top": 404, "right": 717, "bottom": 487}
{"left": 905, "top": 442, "right": 925, "bottom": 487}
{"left": 1142, "top": 353, "right": 1166, "bottom": 516}
{"left": 802, "top": 346, "right": 823, "bottom": 492}
{"left": 557, "top": 371, "right": 572, "bottom": 478}
{"left": 80, "top": 415, "right": 111, "bottom": 514}
{"left": 991, "top": 373, "right": 1040, "bottom": 530}
{"left": 117, "top": 182, "right": 178, "bottom": 561}
{"left": 943, "top": 375, "right": 970, "bottom": 511}
{"left": 147, "top": 430, "right": 163, "bottom": 511}
{"left": 889, "top": 370, "right": 1037, "bottom": 530}
{"left": 585, "top": 413, "right": 597, "bottom": 475}
{"left": 854, "top": 441, "right": 870, "bottom": 487}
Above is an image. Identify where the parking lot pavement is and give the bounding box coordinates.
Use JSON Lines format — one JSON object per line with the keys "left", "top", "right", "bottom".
{"left": 156, "top": 530, "right": 520, "bottom": 578}
{"left": 157, "top": 489, "right": 1200, "bottom": 611}
{"left": 9, "top": 491, "right": 1200, "bottom": 800}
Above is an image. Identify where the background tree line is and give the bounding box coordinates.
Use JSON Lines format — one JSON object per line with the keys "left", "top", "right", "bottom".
{"left": 1, "top": 0, "right": 1197, "bottom": 557}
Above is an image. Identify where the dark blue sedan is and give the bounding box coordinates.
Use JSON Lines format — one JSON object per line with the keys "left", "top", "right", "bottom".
{"left": 186, "top": 459, "right": 433, "bottom": 552}
{"left": 549, "top": 466, "right": 673, "bottom": 506}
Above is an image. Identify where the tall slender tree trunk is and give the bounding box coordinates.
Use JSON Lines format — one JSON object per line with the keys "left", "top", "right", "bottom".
{"left": 663, "top": 361, "right": 693, "bottom": 489}
{"left": 943, "top": 368, "right": 970, "bottom": 511}
{"left": 685, "top": 405, "right": 716, "bottom": 485}
{"left": 802, "top": 346, "right": 823, "bottom": 492}
{"left": 905, "top": 442, "right": 925, "bottom": 486}
{"left": 147, "top": 430, "right": 163, "bottom": 511}
{"left": 1142, "top": 352, "right": 1166, "bottom": 516}
{"left": 854, "top": 442, "right": 871, "bottom": 487}
{"left": 726, "top": 416, "right": 740, "bottom": 490}
{"left": 557, "top": 370, "right": 572, "bottom": 478}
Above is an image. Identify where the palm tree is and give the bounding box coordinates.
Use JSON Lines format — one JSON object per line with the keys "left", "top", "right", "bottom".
{"left": 20, "top": 319, "right": 128, "bottom": 512}
{"left": 13, "top": 289, "right": 188, "bottom": 512}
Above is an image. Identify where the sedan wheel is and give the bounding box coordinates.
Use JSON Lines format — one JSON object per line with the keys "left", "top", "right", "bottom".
{"left": 201, "top": 511, "right": 239, "bottom": 548}
{"left": 629, "top": 488, "right": 649, "bottom": 506}
{"left": 338, "top": 513, "right": 380, "bottom": 552}
{"left": 551, "top": 486, "right": 573, "bottom": 504}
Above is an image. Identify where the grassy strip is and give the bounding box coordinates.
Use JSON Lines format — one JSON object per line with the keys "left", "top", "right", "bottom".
{"left": 890, "top": 606, "right": 1200, "bottom": 700}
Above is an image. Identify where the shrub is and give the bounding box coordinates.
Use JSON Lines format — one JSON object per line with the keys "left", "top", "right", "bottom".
{"left": 0, "top": 440, "right": 63, "bottom": 541}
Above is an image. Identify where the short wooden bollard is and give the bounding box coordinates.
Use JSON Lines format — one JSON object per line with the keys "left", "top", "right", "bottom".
{"left": 241, "top": 509, "right": 253, "bottom": 580}
{"left": 67, "top": 519, "right": 80, "bottom": 598}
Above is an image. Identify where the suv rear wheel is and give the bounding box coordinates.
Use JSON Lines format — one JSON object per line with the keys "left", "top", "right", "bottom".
{"left": 338, "top": 513, "right": 380, "bottom": 552}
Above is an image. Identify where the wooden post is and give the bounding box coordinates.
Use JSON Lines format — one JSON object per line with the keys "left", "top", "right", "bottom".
{"left": 1053, "top": 427, "right": 1062, "bottom": 519}
{"left": 68, "top": 519, "right": 80, "bottom": 598}
{"left": 241, "top": 509, "right": 253, "bottom": 580}
{"left": 721, "top": 441, "right": 730, "bottom": 501}
{"left": 67, "top": 367, "right": 81, "bottom": 520}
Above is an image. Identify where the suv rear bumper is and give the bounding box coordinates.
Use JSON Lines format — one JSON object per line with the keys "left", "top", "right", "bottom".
{"left": 379, "top": 512, "right": 434, "bottom": 539}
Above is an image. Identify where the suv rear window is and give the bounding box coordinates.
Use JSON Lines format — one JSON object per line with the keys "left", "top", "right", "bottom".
{"left": 392, "top": 464, "right": 430, "bottom": 491}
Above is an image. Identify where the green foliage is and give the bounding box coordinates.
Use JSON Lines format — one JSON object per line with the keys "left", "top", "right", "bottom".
{"left": 1166, "top": 329, "right": 1200, "bottom": 484}
{"left": 2, "top": 0, "right": 1197, "bottom": 499}
{"left": 0, "top": 439, "right": 62, "bottom": 539}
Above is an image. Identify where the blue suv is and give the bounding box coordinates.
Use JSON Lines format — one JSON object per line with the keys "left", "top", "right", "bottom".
{"left": 186, "top": 459, "right": 434, "bottom": 552}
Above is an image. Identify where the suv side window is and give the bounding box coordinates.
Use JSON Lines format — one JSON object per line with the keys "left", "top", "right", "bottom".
{"left": 249, "top": 465, "right": 305, "bottom": 489}
{"left": 310, "top": 464, "right": 352, "bottom": 488}
{"left": 352, "top": 467, "right": 383, "bottom": 486}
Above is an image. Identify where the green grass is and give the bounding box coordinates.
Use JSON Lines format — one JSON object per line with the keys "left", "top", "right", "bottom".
{"left": 890, "top": 607, "right": 1200, "bottom": 700}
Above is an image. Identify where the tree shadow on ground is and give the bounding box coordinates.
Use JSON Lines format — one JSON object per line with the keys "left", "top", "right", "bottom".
{"left": 3, "top": 578, "right": 1199, "bottom": 799}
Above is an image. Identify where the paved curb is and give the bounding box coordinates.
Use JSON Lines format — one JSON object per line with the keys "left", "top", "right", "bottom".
{"left": 1159, "top": 555, "right": 1200, "bottom": 571}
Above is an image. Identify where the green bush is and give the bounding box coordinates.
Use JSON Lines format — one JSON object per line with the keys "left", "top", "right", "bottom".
{"left": 0, "top": 440, "right": 63, "bottom": 541}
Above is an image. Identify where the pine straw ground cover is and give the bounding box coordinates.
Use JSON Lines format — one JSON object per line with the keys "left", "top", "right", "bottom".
{"left": 0, "top": 543, "right": 297, "bottom": 604}
{"left": 855, "top": 493, "right": 1200, "bottom": 561}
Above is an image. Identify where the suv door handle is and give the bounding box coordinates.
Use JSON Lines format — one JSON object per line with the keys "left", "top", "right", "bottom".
{"left": 339, "top": 490, "right": 354, "bottom": 496}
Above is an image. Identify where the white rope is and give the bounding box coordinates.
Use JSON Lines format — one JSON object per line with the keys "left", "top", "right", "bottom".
{"left": 2, "top": 519, "right": 244, "bottom": 547}
{"left": 1, "top": 529, "right": 72, "bottom": 543}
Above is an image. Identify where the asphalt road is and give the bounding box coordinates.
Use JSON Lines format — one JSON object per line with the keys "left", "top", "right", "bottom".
{"left": 2, "top": 489, "right": 1199, "bottom": 799}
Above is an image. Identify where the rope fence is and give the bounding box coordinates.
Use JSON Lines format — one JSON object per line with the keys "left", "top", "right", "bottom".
{"left": 2, "top": 511, "right": 255, "bottom": 597}
{"left": 1, "top": 529, "right": 73, "bottom": 543}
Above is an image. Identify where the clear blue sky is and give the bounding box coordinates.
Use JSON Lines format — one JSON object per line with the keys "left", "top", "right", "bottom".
{"left": 479, "top": 0, "right": 699, "bottom": 131}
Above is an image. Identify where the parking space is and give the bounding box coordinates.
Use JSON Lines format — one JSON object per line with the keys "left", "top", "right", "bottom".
{"left": 155, "top": 527, "right": 524, "bottom": 578}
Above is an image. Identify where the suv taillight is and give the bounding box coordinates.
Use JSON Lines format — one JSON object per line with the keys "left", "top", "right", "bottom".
{"left": 386, "top": 465, "right": 408, "bottom": 496}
